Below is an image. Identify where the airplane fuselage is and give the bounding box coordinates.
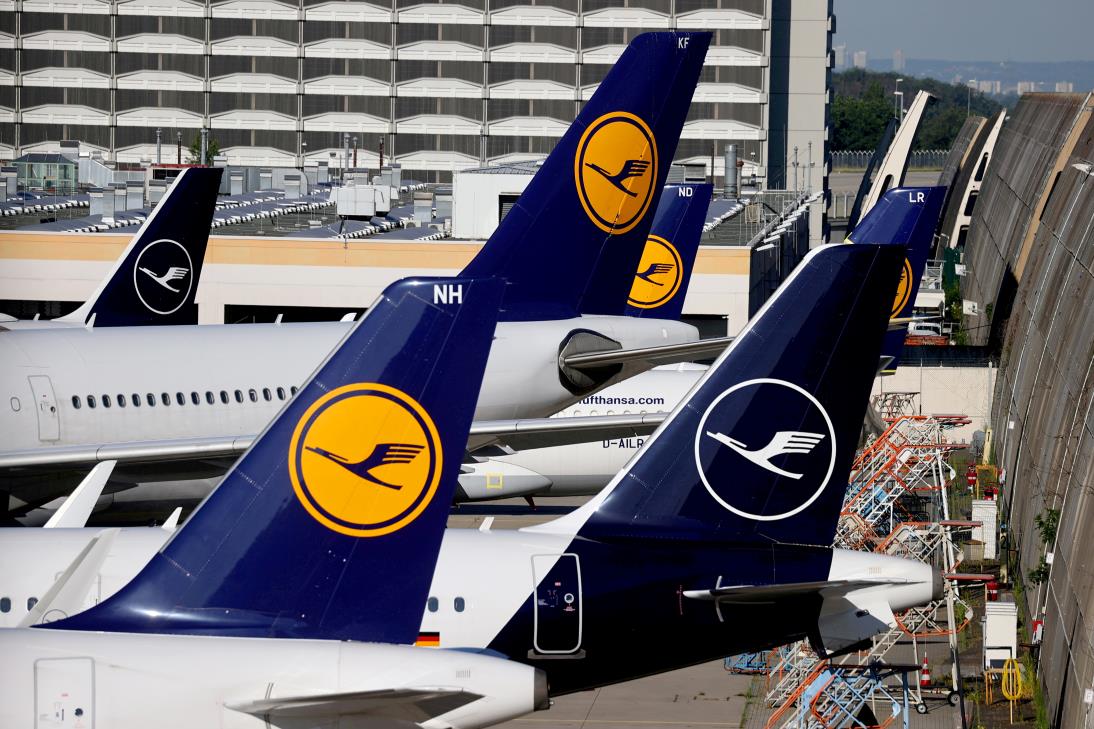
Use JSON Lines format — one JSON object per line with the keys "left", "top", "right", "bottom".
{"left": 0, "top": 525, "right": 936, "bottom": 695}
{"left": 0, "top": 628, "right": 543, "bottom": 729}
{"left": 1, "top": 315, "right": 697, "bottom": 508}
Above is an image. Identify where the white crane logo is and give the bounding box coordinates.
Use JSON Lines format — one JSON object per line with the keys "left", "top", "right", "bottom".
{"left": 705, "top": 430, "right": 825, "bottom": 480}
{"left": 139, "top": 265, "right": 189, "bottom": 293}
{"left": 693, "top": 378, "right": 837, "bottom": 522}
{"left": 132, "top": 239, "right": 194, "bottom": 316}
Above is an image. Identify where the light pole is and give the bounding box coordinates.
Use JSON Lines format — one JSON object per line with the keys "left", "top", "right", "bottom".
{"left": 894, "top": 77, "right": 904, "bottom": 121}
{"left": 176, "top": 131, "right": 182, "bottom": 164}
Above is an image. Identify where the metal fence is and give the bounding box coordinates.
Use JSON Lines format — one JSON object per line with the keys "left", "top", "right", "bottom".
{"left": 830, "top": 149, "right": 949, "bottom": 170}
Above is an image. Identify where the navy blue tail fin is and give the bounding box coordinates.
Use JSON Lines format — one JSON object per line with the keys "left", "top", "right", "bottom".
{"left": 460, "top": 32, "right": 711, "bottom": 321}
{"left": 59, "top": 167, "right": 222, "bottom": 327}
{"left": 51, "top": 276, "right": 503, "bottom": 643}
{"left": 622, "top": 182, "right": 711, "bottom": 319}
{"left": 560, "top": 243, "right": 904, "bottom": 547}
{"left": 848, "top": 186, "right": 946, "bottom": 373}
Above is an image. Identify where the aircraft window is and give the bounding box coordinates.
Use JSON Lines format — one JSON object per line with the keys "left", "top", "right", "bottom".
{"left": 9, "top": 397, "right": 20, "bottom": 412}
{"left": 132, "top": 394, "right": 141, "bottom": 407}
{"left": 26, "top": 597, "right": 37, "bottom": 611}
{"left": 147, "top": 393, "right": 156, "bottom": 407}
{"left": 87, "top": 395, "right": 96, "bottom": 409}
{"left": 72, "top": 395, "right": 81, "bottom": 410}
{"left": 161, "top": 393, "right": 170, "bottom": 406}
{"left": 454, "top": 597, "right": 465, "bottom": 613}
{"left": 291, "top": 386, "right": 299, "bottom": 395}
{"left": 0, "top": 597, "right": 9, "bottom": 613}
{"left": 116, "top": 394, "right": 126, "bottom": 409}
{"left": 234, "top": 390, "right": 244, "bottom": 403}
{"left": 427, "top": 597, "right": 439, "bottom": 612}
{"left": 248, "top": 389, "right": 258, "bottom": 403}
{"left": 206, "top": 391, "right": 215, "bottom": 405}
{"left": 220, "top": 391, "right": 229, "bottom": 404}
{"left": 102, "top": 394, "right": 111, "bottom": 409}
{"left": 276, "top": 387, "right": 286, "bottom": 401}
{"left": 176, "top": 392, "right": 185, "bottom": 406}
{"left": 262, "top": 388, "right": 272, "bottom": 401}
{"left": 191, "top": 392, "right": 200, "bottom": 405}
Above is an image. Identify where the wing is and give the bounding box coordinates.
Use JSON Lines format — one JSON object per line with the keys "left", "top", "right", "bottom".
{"left": 164, "top": 266, "right": 189, "bottom": 281}
{"left": 649, "top": 263, "right": 675, "bottom": 275}
{"left": 375, "top": 443, "right": 425, "bottom": 467}
{"left": 766, "top": 431, "right": 825, "bottom": 457}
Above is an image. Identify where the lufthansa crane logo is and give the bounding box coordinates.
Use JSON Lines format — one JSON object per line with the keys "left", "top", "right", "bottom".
{"left": 628, "top": 235, "right": 683, "bottom": 309}
{"left": 574, "top": 112, "right": 658, "bottom": 235}
{"left": 891, "top": 257, "right": 914, "bottom": 318}
{"left": 288, "top": 383, "right": 443, "bottom": 537}
{"left": 132, "top": 239, "right": 193, "bottom": 315}
{"left": 693, "top": 378, "right": 837, "bottom": 521}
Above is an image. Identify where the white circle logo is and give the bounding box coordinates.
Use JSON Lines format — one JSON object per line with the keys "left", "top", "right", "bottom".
{"left": 132, "top": 239, "right": 193, "bottom": 316}
{"left": 693, "top": 378, "right": 836, "bottom": 521}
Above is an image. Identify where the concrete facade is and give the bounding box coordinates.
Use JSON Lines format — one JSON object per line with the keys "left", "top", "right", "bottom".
{"left": 960, "top": 92, "right": 1094, "bottom": 729}
{"left": 0, "top": 0, "right": 832, "bottom": 206}
{"left": 870, "top": 365, "right": 997, "bottom": 444}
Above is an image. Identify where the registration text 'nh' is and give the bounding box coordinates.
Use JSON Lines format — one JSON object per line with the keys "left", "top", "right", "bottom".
{"left": 433, "top": 284, "right": 464, "bottom": 305}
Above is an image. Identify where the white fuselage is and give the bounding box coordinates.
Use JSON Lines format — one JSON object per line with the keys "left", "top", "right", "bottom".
{"left": 1, "top": 315, "right": 696, "bottom": 505}
{"left": 0, "top": 628, "right": 542, "bottom": 729}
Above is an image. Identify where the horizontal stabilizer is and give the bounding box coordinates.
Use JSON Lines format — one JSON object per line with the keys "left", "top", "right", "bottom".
{"left": 228, "top": 687, "right": 482, "bottom": 722}
{"left": 683, "top": 578, "right": 908, "bottom": 603}
{"left": 561, "top": 336, "right": 732, "bottom": 371}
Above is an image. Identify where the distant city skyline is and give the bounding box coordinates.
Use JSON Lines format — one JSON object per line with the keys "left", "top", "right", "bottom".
{"left": 834, "top": 0, "right": 1094, "bottom": 63}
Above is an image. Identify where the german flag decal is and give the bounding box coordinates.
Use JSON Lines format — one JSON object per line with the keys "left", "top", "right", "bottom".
{"left": 416, "top": 631, "right": 440, "bottom": 647}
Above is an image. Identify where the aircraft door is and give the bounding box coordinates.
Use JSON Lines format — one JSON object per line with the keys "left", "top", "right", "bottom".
{"left": 28, "top": 375, "right": 61, "bottom": 441}
{"left": 35, "top": 657, "right": 94, "bottom": 728}
{"left": 532, "top": 553, "right": 583, "bottom": 655}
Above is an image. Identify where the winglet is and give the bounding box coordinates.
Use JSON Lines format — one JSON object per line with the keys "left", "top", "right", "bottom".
{"left": 622, "top": 183, "right": 711, "bottom": 319}
{"left": 59, "top": 167, "right": 223, "bottom": 326}
{"left": 43, "top": 460, "right": 114, "bottom": 528}
{"left": 461, "top": 32, "right": 711, "bottom": 321}
{"left": 48, "top": 276, "right": 504, "bottom": 643}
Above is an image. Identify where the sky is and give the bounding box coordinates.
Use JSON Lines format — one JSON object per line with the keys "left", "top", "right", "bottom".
{"left": 834, "top": 0, "right": 1094, "bottom": 63}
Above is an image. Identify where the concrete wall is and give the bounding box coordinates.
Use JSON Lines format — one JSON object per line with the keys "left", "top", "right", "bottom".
{"left": 965, "top": 92, "right": 1094, "bottom": 728}
{"left": 961, "top": 93, "right": 1092, "bottom": 345}
{"left": 871, "top": 365, "right": 996, "bottom": 444}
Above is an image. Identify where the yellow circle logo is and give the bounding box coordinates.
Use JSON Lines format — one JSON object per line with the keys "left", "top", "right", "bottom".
{"left": 288, "top": 383, "right": 442, "bottom": 537}
{"left": 628, "top": 235, "right": 683, "bottom": 309}
{"left": 891, "top": 257, "right": 914, "bottom": 318}
{"left": 574, "top": 111, "right": 658, "bottom": 235}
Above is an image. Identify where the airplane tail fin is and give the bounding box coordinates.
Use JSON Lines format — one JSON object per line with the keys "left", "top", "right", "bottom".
{"left": 59, "top": 167, "right": 222, "bottom": 326}
{"left": 622, "top": 182, "right": 711, "bottom": 319}
{"left": 49, "top": 276, "right": 503, "bottom": 643}
{"left": 555, "top": 243, "right": 904, "bottom": 547}
{"left": 847, "top": 186, "right": 947, "bottom": 373}
{"left": 461, "top": 32, "right": 711, "bottom": 321}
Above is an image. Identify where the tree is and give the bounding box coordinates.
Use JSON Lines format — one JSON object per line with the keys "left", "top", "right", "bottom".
{"left": 831, "top": 69, "right": 1006, "bottom": 151}
{"left": 187, "top": 134, "right": 221, "bottom": 164}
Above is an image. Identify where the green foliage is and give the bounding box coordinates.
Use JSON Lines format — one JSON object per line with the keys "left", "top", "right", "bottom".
{"left": 187, "top": 134, "right": 221, "bottom": 164}
{"left": 1035, "top": 509, "right": 1060, "bottom": 545}
{"left": 831, "top": 69, "right": 1005, "bottom": 151}
{"left": 1027, "top": 557, "right": 1050, "bottom": 585}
